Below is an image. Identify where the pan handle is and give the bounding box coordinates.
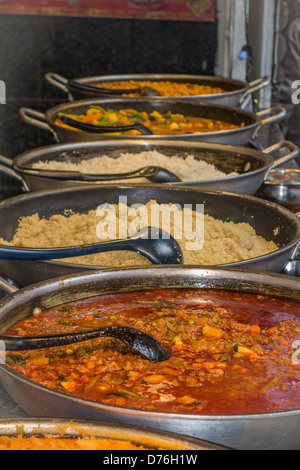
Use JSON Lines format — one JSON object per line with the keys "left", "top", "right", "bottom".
{"left": 263, "top": 141, "right": 300, "bottom": 169}
{"left": 44, "top": 73, "right": 74, "bottom": 101}
{"left": 0, "top": 155, "right": 29, "bottom": 192}
{"left": 0, "top": 275, "right": 19, "bottom": 295}
{"left": 19, "top": 108, "right": 59, "bottom": 142}
{"left": 240, "top": 76, "right": 271, "bottom": 103}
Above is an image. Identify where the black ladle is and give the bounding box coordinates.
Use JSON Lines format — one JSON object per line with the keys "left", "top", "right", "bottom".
{"left": 68, "top": 79, "right": 162, "bottom": 97}
{"left": 0, "top": 227, "right": 183, "bottom": 265}
{"left": 0, "top": 326, "right": 171, "bottom": 363}
{"left": 58, "top": 114, "right": 153, "bottom": 136}
{"left": 22, "top": 165, "right": 182, "bottom": 183}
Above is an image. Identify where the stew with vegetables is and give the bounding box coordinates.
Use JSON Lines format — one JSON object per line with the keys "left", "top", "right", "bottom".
{"left": 5, "top": 288, "right": 300, "bottom": 415}
{"left": 55, "top": 106, "right": 242, "bottom": 136}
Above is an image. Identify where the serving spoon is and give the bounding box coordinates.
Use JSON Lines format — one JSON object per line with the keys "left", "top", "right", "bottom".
{"left": 0, "top": 227, "right": 183, "bottom": 265}
{"left": 0, "top": 326, "right": 171, "bottom": 363}
{"left": 68, "top": 79, "right": 162, "bottom": 97}
{"left": 58, "top": 114, "right": 154, "bottom": 136}
{"left": 21, "top": 165, "right": 182, "bottom": 183}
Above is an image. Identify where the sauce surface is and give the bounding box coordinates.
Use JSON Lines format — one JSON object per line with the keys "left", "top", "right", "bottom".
{"left": 5, "top": 288, "right": 300, "bottom": 415}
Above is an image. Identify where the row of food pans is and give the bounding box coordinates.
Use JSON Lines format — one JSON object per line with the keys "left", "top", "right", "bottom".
{"left": 0, "top": 72, "right": 299, "bottom": 450}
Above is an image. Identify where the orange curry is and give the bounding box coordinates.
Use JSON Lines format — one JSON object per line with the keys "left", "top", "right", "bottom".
{"left": 5, "top": 288, "right": 300, "bottom": 415}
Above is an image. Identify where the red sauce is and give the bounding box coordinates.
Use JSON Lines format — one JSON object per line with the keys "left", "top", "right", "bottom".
{"left": 5, "top": 288, "right": 300, "bottom": 415}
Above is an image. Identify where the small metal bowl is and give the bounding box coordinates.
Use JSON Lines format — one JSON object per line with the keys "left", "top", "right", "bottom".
{"left": 257, "top": 169, "right": 300, "bottom": 213}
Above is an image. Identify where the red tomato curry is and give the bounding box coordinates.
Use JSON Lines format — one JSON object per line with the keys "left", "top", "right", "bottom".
{"left": 5, "top": 288, "right": 300, "bottom": 415}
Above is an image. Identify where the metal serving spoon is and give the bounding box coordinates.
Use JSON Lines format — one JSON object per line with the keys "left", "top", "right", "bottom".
{"left": 21, "top": 165, "right": 182, "bottom": 183}
{"left": 0, "top": 227, "right": 183, "bottom": 265}
{"left": 68, "top": 79, "right": 162, "bottom": 97}
{"left": 0, "top": 326, "right": 171, "bottom": 363}
{"left": 58, "top": 114, "right": 153, "bottom": 135}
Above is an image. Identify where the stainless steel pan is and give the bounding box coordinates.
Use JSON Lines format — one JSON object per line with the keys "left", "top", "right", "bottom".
{"left": 0, "top": 266, "right": 299, "bottom": 450}
{"left": 0, "top": 185, "right": 298, "bottom": 286}
{"left": 0, "top": 418, "right": 226, "bottom": 450}
{"left": 45, "top": 72, "right": 270, "bottom": 107}
{"left": 257, "top": 169, "right": 300, "bottom": 213}
{"left": 20, "top": 98, "right": 286, "bottom": 147}
{"left": 0, "top": 140, "right": 298, "bottom": 196}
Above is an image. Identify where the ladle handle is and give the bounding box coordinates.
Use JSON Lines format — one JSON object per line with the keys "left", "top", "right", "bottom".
{"left": 0, "top": 227, "right": 176, "bottom": 265}
{"left": 0, "top": 327, "right": 111, "bottom": 351}
{"left": 21, "top": 166, "right": 180, "bottom": 183}
{"left": 0, "top": 238, "right": 146, "bottom": 261}
{"left": 0, "top": 325, "right": 171, "bottom": 362}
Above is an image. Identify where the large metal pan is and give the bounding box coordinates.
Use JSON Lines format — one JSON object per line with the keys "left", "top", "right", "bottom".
{"left": 0, "top": 266, "right": 299, "bottom": 450}
{"left": 0, "top": 140, "right": 298, "bottom": 195}
{"left": 19, "top": 98, "right": 286, "bottom": 147}
{"left": 0, "top": 185, "right": 298, "bottom": 286}
{"left": 45, "top": 72, "right": 270, "bottom": 107}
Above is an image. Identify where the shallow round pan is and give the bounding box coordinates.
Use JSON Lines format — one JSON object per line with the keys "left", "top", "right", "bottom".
{"left": 0, "top": 185, "right": 298, "bottom": 286}
{"left": 45, "top": 72, "right": 270, "bottom": 107}
{"left": 19, "top": 98, "right": 286, "bottom": 147}
{"left": 0, "top": 140, "right": 298, "bottom": 195}
{"left": 0, "top": 266, "right": 299, "bottom": 450}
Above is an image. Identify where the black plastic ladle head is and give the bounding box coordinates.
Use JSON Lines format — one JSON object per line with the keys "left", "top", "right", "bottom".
{"left": 68, "top": 79, "right": 162, "bottom": 97}
{"left": 58, "top": 114, "right": 153, "bottom": 136}
{"left": 0, "top": 325, "right": 171, "bottom": 363}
